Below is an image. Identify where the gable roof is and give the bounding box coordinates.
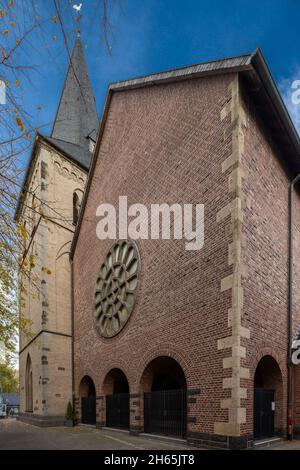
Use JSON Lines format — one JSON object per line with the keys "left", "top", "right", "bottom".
{"left": 70, "top": 48, "right": 300, "bottom": 257}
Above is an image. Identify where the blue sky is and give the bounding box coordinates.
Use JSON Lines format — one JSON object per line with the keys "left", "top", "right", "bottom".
{"left": 2, "top": 0, "right": 300, "bottom": 148}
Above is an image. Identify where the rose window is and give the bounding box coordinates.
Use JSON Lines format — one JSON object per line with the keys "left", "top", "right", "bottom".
{"left": 94, "top": 240, "right": 140, "bottom": 337}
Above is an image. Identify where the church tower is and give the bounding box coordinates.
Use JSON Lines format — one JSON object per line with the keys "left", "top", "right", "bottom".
{"left": 16, "top": 36, "right": 98, "bottom": 426}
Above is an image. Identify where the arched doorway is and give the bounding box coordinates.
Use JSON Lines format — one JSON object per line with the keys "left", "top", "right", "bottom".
{"left": 103, "top": 369, "right": 130, "bottom": 430}
{"left": 141, "top": 356, "right": 187, "bottom": 438}
{"left": 79, "top": 376, "right": 96, "bottom": 425}
{"left": 254, "top": 355, "right": 283, "bottom": 439}
{"left": 25, "top": 354, "right": 33, "bottom": 412}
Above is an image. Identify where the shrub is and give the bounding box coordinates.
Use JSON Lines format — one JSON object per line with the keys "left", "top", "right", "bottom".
{"left": 66, "top": 401, "right": 73, "bottom": 420}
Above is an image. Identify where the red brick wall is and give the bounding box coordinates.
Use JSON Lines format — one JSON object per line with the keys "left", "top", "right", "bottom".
{"left": 241, "top": 86, "right": 300, "bottom": 436}
{"left": 73, "top": 72, "right": 300, "bottom": 442}
{"left": 73, "top": 73, "right": 237, "bottom": 436}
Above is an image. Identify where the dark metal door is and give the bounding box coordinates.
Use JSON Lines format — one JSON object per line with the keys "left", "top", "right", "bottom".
{"left": 144, "top": 389, "right": 187, "bottom": 438}
{"left": 254, "top": 388, "right": 275, "bottom": 439}
{"left": 106, "top": 393, "right": 129, "bottom": 429}
{"left": 81, "top": 396, "right": 96, "bottom": 425}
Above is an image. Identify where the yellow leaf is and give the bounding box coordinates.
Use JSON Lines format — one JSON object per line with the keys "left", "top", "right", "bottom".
{"left": 18, "top": 225, "right": 28, "bottom": 239}
{"left": 9, "top": 0, "right": 14, "bottom": 7}
{"left": 16, "top": 38, "right": 20, "bottom": 45}
{"left": 41, "top": 267, "right": 51, "bottom": 275}
{"left": 52, "top": 35, "right": 56, "bottom": 42}
{"left": 10, "top": 21, "right": 15, "bottom": 28}
{"left": 0, "top": 10, "right": 3, "bottom": 19}
{"left": 3, "top": 28, "right": 9, "bottom": 35}
{"left": 15, "top": 79, "right": 20, "bottom": 87}
{"left": 16, "top": 117, "right": 25, "bottom": 133}
{"left": 53, "top": 15, "right": 57, "bottom": 23}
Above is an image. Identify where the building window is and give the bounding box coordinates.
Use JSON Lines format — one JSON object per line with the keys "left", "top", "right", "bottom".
{"left": 73, "top": 192, "right": 81, "bottom": 226}
{"left": 25, "top": 354, "right": 33, "bottom": 412}
{"left": 94, "top": 240, "right": 140, "bottom": 337}
{"left": 41, "top": 161, "right": 48, "bottom": 180}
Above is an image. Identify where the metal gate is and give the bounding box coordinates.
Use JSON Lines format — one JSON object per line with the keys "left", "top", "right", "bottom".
{"left": 81, "top": 396, "right": 96, "bottom": 425}
{"left": 106, "top": 393, "right": 130, "bottom": 429}
{"left": 144, "top": 389, "right": 187, "bottom": 438}
{"left": 254, "top": 388, "right": 275, "bottom": 439}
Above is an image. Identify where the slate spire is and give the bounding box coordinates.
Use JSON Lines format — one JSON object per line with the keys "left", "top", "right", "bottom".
{"left": 50, "top": 34, "right": 99, "bottom": 169}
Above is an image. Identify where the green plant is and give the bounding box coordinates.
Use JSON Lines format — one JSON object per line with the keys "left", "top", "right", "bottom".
{"left": 66, "top": 401, "right": 73, "bottom": 420}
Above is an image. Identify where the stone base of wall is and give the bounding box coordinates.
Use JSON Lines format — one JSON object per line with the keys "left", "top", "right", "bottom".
{"left": 96, "top": 421, "right": 105, "bottom": 429}
{"left": 187, "top": 432, "right": 254, "bottom": 450}
{"left": 17, "top": 413, "right": 66, "bottom": 427}
{"left": 130, "top": 425, "right": 143, "bottom": 435}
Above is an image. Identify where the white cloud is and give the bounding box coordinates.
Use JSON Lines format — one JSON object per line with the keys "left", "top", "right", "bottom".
{"left": 0, "top": 80, "right": 6, "bottom": 105}
{"left": 279, "top": 70, "right": 300, "bottom": 135}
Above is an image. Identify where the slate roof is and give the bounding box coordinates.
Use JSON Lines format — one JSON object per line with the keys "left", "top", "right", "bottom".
{"left": 43, "top": 136, "right": 92, "bottom": 170}
{"left": 51, "top": 35, "right": 99, "bottom": 169}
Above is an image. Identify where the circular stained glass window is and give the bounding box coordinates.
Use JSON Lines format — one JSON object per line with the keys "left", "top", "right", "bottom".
{"left": 94, "top": 240, "right": 140, "bottom": 337}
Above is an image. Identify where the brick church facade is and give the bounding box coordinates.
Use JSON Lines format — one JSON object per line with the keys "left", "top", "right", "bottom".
{"left": 17, "top": 39, "right": 300, "bottom": 449}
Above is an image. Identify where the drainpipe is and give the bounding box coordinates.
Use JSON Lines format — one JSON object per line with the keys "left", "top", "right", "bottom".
{"left": 288, "top": 173, "right": 300, "bottom": 440}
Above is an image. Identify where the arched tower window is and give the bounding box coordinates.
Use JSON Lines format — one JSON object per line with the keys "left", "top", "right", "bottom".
{"left": 73, "top": 192, "right": 81, "bottom": 226}
{"left": 25, "top": 354, "right": 33, "bottom": 412}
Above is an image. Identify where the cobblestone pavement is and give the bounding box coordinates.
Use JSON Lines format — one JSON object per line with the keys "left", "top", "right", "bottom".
{"left": 0, "top": 419, "right": 196, "bottom": 450}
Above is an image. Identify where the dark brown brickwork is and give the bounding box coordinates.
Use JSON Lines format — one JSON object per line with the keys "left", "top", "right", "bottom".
{"left": 73, "top": 73, "right": 235, "bottom": 442}
{"left": 241, "top": 83, "right": 300, "bottom": 438}
{"left": 73, "top": 71, "right": 300, "bottom": 448}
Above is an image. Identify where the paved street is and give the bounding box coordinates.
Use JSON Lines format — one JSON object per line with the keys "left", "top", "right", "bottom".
{"left": 255, "top": 439, "right": 300, "bottom": 450}
{"left": 0, "top": 419, "right": 196, "bottom": 450}
{"left": 2, "top": 420, "right": 300, "bottom": 450}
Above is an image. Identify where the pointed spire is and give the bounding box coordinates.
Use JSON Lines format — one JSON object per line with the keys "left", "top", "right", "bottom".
{"left": 50, "top": 36, "right": 98, "bottom": 168}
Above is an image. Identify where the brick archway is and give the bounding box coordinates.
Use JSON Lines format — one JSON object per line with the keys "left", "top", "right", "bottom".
{"left": 135, "top": 344, "right": 191, "bottom": 390}
{"left": 102, "top": 368, "right": 130, "bottom": 430}
{"left": 100, "top": 359, "right": 132, "bottom": 394}
{"left": 140, "top": 356, "right": 187, "bottom": 393}
{"left": 139, "top": 356, "right": 187, "bottom": 438}
{"left": 253, "top": 355, "right": 284, "bottom": 439}
{"left": 79, "top": 375, "right": 96, "bottom": 425}
{"left": 102, "top": 368, "right": 130, "bottom": 396}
